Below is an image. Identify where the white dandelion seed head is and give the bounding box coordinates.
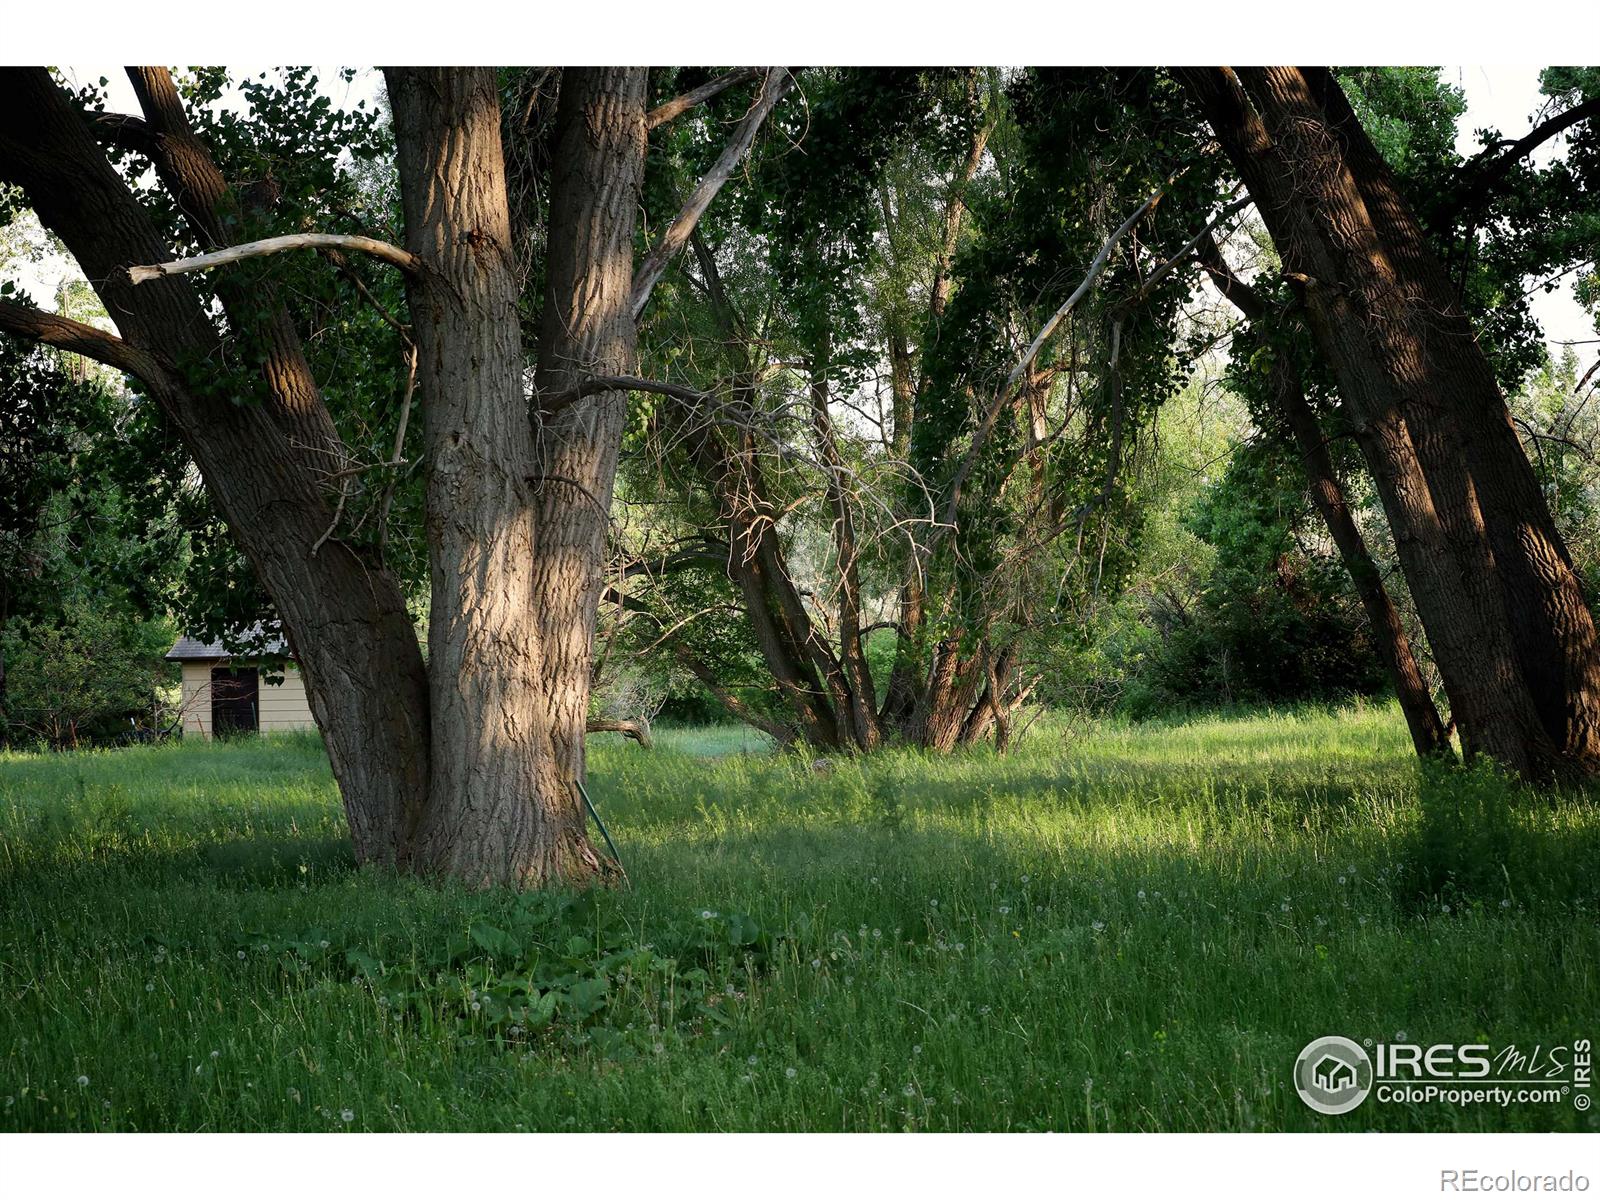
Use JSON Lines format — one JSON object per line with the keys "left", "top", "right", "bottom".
{"left": 341, "top": 1109, "right": 354, "bottom": 1123}
{"left": 77, "top": 1075, "right": 89, "bottom": 1087}
{"left": 998, "top": 905, "right": 1010, "bottom": 915}
{"left": 786, "top": 1067, "right": 797, "bottom": 1079}
{"left": 1137, "top": 890, "right": 1146, "bottom": 900}
{"left": 811, "top": 958, "right": 821, "bottom": 969}
{"left": 236, "top": 950, "right": 246, "bottom": 959}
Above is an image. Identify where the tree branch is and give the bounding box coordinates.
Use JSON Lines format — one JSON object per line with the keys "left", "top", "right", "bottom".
{"left": 0, "top": 297, "right": 168, "bottom": 384}
{"left": 1456, "top": 93, "right": 1600, "bottom": 209}
{"left": 646, "top": 68, "right": 763, "bottom": 130}
{"left": 87, "top": 111, "right": 154, "bottom": 155}
{"left": 539, "top": 373, "right": 714, "bottom": 418}
{"left": 1194, "top": 226, "right": 1266, "bottom": 321}
{"left": 1122, "top": 194, "right": 1250, "bottom": 307}
{"left": 127, "top": 233, "right": 422, "bottom": 286}
{"left": 630, "top": 67, "right": 795, "bottom": 320}
{"left": 1004, "top": 175, "right": 1176, "bottom": 393}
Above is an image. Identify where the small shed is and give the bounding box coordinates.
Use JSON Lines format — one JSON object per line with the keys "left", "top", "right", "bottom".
{"left": 165, "top": 634, "right": 316, "bottom": 738}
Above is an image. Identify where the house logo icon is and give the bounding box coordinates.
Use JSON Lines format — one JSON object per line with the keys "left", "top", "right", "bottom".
{"left": 1295, "top": 1036, "right": 1374, "bottom": 1115}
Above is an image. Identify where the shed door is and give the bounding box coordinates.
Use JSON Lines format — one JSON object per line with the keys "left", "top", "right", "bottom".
{"left": 210, "top": 667, "right": 259, "bottom": 736}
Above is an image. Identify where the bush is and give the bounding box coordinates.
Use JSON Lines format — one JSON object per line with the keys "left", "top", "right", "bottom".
{"left": 0, "top": 600, "right": 175, "bottom": 748}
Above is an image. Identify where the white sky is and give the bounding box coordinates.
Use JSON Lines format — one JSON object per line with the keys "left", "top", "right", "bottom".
{"left": 7, "top": 66, "right": 1596, "bottom": 350}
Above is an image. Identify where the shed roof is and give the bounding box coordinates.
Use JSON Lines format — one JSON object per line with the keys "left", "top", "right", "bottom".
{"left": 165, "top": 630, "right": 291, "bottom": 661}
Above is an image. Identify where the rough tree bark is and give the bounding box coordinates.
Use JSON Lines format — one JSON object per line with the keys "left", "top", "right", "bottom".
{"left": 1177, "top": 66, "right": 1596, "bottom": 782}
{"left": 531, "top": 67, "right": 649, "bottom": 788}
{"left": 386, "top": 67, "right": 604, "bottom": 887}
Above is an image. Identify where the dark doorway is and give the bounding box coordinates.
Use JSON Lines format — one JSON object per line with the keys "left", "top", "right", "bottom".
{"left": 210, "top": 667, "right": 259, "bottom": 736}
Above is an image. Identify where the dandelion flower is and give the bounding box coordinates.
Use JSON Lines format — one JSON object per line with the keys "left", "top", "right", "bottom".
{"left": 77, "top": 1076, "right": 89, "bottom": 1087}
{"left": 912, "top": 1045, "right": 922, "bottom": 1055}
{"left": 700, "top": 910, "right": 714, "bottom": 920}
{"left": 1021, "top": 874, "right": 1030, "bottom": 884}
{"left": 210, "top": 1050, "right": 219, "bottom": 1059}
{"left": 236, "top": 950, "right": 246, "bottom": 960}
{"left": 1137, "top": 890, "right": 1146, "bottom": 900}
{"left": 341, "top": 1109, "right": 354, "bottom": 1123}
{"left": 1280, "top": 902, "right": 1290, "bottom": 913}
{"left": 998, "top": 905, "right": 1010, "bottom": 915}
{"left": 747, "top": 1055, "right": 759, "bottom": 1066}
{"left": 811, "top": 958, "right": 821, "bottom": 969}
{"left": 786, "top": 1067, "right": 797, "bottom": 1079}
{"left": 145, "top": 982, "right": 155, "bottom": 992}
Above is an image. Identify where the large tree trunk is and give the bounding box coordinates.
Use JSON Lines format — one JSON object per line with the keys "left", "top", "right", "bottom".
{"left": 530, "top": 67, "right": 649, "bottom": 786}
{"left": 0, "top": 67, "right": 431, "bottom": 862}
{"left": 1197, "top": 232, "right": 1449, "bottom": 759}
{"left": 387, "top": 67, "right": 602, "bottom": 886}
{"left": 1298, "top": 69, "right": 1600, "bottom": 769}
{"left": 1178, "top": 66, "right": 1597, "bottom": 781}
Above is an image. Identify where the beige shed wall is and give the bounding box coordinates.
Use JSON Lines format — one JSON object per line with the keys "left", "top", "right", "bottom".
{"left": 178, "top": 661, "right": 317, "bottom": 737}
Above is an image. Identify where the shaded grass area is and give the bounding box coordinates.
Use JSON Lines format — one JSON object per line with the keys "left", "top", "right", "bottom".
{"left": 1, "top": 707, "right": 1596, "bottom": 1132}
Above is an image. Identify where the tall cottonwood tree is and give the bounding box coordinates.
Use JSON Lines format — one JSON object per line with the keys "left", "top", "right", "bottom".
{"left": 618, "top": 69, "right": 1224, "bottom": 751}
{"left": 0, "top": 65, "right": 789, "bottom": 884}
{"left": 1179, "top": 66, "right": 1600, "bottom": 781}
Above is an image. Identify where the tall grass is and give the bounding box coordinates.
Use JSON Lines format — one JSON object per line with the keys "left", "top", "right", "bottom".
{"left": 1, "top": 706, "right": 1595, "bottom": 1131}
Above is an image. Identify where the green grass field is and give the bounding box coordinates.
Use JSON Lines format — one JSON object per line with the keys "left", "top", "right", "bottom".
{"left": 2, "top": 705, "right": 1596, "bottom": 1132}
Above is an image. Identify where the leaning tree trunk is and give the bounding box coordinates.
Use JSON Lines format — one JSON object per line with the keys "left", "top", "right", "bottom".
{"left": 1178, "top": 66, "right": 1587, "bottom": 782}
{"left": 0, "top": 67, "right": 431, "bottom": 863}
{"left": 387, "top": 67, "right": 603, "bottom": 887}
{"left": 1196, "top": 232, "right": 1449, "bottom": 759}
{"left": 1300, "top": 69, "right": 1600, "bottom": 770}
{"left": 530, "top": 67, "right": 649, "bottom": 788}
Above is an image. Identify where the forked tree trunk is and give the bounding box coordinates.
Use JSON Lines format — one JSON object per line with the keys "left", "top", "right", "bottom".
{"left": 1179, "top": 66, "right": 1597, "bottom": 782}
{"left": 387, "top": 67, "right": 602, "bottom": 886}
{"left": 531, "top": 67, "right": 649, "bottom": 787}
